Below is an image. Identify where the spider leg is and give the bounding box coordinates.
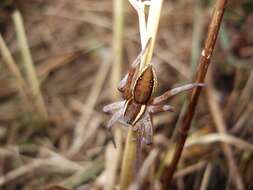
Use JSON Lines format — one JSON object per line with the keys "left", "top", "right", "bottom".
{"left": 118, "top": 38, "right": 152, "bottom": 94}
{"left": 106, "top": 108, "right": 123, "bottom": 129}
{"left": 103, "top": 101, "right": 125, "bottom": 113}
{"left": 148, "top": 104, "right": 174, "bottom": 114}
{"left": 141, "top": 111, "right": 153, "bottom": 145}
{"left": 152, "top": 83, "right": 205, "bottom": 105}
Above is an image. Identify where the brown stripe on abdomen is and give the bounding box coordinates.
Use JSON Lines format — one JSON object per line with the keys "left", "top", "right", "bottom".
{"left": 133, "top": 66, "right": 155, "bottom": 104}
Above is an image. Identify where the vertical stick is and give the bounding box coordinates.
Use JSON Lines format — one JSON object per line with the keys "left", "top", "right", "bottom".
{"left": 162, "top": 0, "right": 228, "bottom": 189}
{"left": 140, "top": 0, "right": 163, "bottom": 70}
{"left": 111, "top": 0, "right": 124, "bottom": 99}
{"left": 12, "top": 10, "right": 48, "bottom": 120}
{"left": 120, "top": 129, "right": 140, "bottom": 190}
{"left": 105, "top": 1, "right": 124, "bottom": 189}
{"left": 0, "top": 35, "right": 31, "bottom": 110}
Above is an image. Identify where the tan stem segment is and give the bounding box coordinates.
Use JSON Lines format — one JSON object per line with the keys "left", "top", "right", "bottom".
{"left": 140, "top": 0, "right": 163, "bottom": 70}
{"left": 12, "top": 10, "right": 48, "bottom": 120}
{"left": 120, "top": 129, "right": 141, "bottom": 190}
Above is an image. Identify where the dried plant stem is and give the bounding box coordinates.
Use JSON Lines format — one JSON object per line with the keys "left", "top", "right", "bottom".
{"left": 128, "top": 0, "right": 147, "bottom": 48}
{"left": 120, "top": 1, "right": 163, "bottom": 189}
{"left": 120, "top": 129, "right": 141, "bottom": 190}
{"left": 162, "top": 0, "right": 228, "bottom": 189}
{"left": 105, "top": 130, "right": 122, "bottom": 190}
{"left": 67, "top": 53, "right": 111, "bottom": 156}
{"left": 111, "top": 0, "right": 124, "bottom": 99}
{"left": 105, "top": 1, "right": 125, "bottom": 189}
{"left": 144, "top": 0, "right": 163, "bottom": 69}
{"left": 0, "top": 35, "right": 31, "bottom": 109}
{"left": 206, "top": 73, "right": 245, "bottom": 190}
{"left": 191, "top": 0, "right": 205, "bottom": 71}
{"left": 12, "top": 10, "right": 48, "bottom": 120}
{"left": 129, "top": 149, "right": 159, "bottom": 190}
{"left": 199, "top": 163, "right": 212, "bottom": 190}
{"left": 61, "top": 158, "right": 104, "bottom": 189}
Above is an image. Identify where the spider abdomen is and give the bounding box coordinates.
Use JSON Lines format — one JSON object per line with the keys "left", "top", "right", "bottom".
{"left": 133, "top": 66, "right": 156, "bottom": 104}
{"left": 123, "top": 99, "right": 146, "bottom": 125}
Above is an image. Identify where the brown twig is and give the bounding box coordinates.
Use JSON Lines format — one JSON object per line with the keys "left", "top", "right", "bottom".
{"left": 162, "top": 0, "right": 228, "bottom": 189}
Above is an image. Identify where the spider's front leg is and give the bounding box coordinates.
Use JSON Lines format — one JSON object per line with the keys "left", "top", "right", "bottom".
{"left": 106, "top": 108, "right": 124, "bottom": 129}
{"left": 148, "top": 104, "right": 174, "bottom": 114}
{"left": 151, "top": 83, "right": 205, "bottom": 105}
{"left": 118, "top": 38, "right": 152, "bottom": 99}
{"left": 103, "top": 101, "right": 125, "bottom": 114}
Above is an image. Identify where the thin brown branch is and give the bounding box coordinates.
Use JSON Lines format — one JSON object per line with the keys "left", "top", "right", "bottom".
{"left": 161, "top": 0, "right": 228, "bottom": 189}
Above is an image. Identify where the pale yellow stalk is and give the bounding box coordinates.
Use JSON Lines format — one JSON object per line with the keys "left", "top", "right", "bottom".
{"left": 12, "top": 10, "right": 48, "bottom": 120}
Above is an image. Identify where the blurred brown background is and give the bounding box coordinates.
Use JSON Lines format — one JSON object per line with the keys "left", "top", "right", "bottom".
{"left": 0, "top": 0, "right": 252, "bottom": 190}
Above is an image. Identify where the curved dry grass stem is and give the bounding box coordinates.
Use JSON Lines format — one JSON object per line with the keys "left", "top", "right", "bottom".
{"left": 186, "top": 133, "right": 253, "bottom": 152}
{"left": 161, "top": 0, "right": 228, "bottom": 189}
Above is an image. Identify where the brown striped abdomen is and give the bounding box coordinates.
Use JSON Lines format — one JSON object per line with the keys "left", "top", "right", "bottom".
{"left": 133, "top": 66, "right": 155, "bottom": 104}
{"left": 123, "top": 99, "right": 146, "bottom": 125}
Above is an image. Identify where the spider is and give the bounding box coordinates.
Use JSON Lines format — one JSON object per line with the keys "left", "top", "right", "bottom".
{"left": 103, "top": 40, "right": 204, "bottom": 144}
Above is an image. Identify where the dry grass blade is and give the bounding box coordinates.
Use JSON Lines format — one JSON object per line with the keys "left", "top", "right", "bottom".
{"left": 186, "top": 133, "right": 253, "bottom": 152}
{"left": 200, "top": 163, "right": 212, "bottom": 190}
{"left": 206, "top": 73, "right": 245, "bottom": 190}
{"left": 0, "top": 34, "right": 31, "bottom": 109}
{"left": 174, "top": 161, "right": 207, "bottom": 179}
{"left": 104, "top": 1, "right": 124, "bottom": 188}
{"left": 129, "top": 149, "right": 158, "bottom": 190}
{"left": 120, "top": 129, "right": 141, "bottom": 190}
{"left": 0, "top": 155, "right": 81, "bottom": 187}
{"left": 104, "top": 130, "right": 122, "bottom": 190}
{"left": 12, "top": 10, "right": 48, "bottom": 120}
{"left": 0, "top": 159, "right": 46, "bottom": 186}
{"left": 111, "top": 0, "right": 124, "bottom": 99}
{"left": 67, "top": 51, "right": 111, "bottom": 156}
{"left": 162, "top": 0, "right": 228, "bottom": 189}
{"left": 61, "top": 158, "right": 104, "bottom": 189}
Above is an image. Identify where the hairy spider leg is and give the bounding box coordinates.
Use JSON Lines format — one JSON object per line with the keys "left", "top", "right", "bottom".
{"left": 141, "top": 111, "right": 153, "bottom": 145}
{"left": 118, "top": 38, "right": 152, "bottom": 99}
{"left": 148, "top": 104, "right": 174, "bottom": 114}
{"left": 152, "top": 83, "right": 205, "bottom": 105}
{"left": 106, "top": 108, "right": 124, "bottom": 129}
{"left": 103, "top": 101, "right": 125, "bottom": 113}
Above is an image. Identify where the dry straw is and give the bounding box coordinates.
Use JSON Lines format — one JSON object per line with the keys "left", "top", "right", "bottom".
{"left": 12, "top": 10, "right": 48, "bottom": 120}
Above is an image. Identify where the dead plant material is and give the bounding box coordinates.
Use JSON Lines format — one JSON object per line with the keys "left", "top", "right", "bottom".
{"left": 161, "top": 0, "right": 229, "bottom": 189}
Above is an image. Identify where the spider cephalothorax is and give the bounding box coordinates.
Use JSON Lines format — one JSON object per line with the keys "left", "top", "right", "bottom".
{"left": 103, "top": 40, "right": 204, "bottom": 144}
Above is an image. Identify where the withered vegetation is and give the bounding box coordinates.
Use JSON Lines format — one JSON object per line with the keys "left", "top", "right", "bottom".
{"left": 0, "top": 0, "right": 252, "bottom": 190}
